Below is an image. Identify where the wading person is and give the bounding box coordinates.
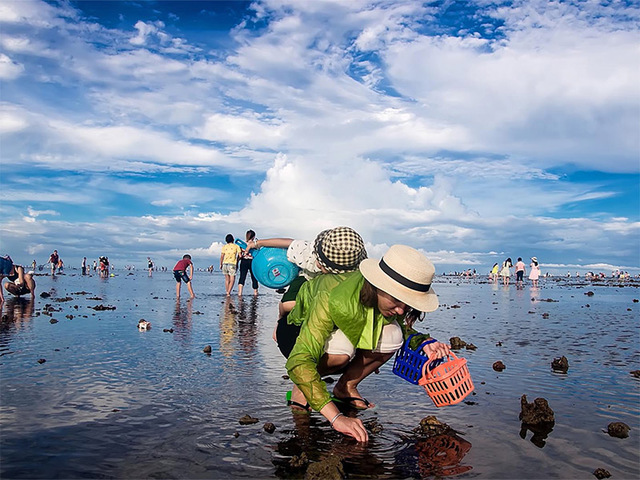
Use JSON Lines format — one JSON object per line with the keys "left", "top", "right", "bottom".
{"left": 173, "top": 254, "right": 195, "bottom": 299}
{"left": 286, "top": 245, "right": 451, "bottom": 442}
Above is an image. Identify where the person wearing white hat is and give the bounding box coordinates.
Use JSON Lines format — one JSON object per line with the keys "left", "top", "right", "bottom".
{"left": 529, "top": 257, "right": 540, "bottom": 288}
{"left": 286, "top": 245, "right": 451, "bottom": 442}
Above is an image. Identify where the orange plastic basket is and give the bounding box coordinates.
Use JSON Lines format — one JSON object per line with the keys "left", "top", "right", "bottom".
{"left": 418, "top": 352, "right": 474, "bottom": 407}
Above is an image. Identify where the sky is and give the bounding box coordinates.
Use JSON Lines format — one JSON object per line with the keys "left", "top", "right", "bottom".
{"left": 0, "top": 0, "right": 639, "bottom": 275}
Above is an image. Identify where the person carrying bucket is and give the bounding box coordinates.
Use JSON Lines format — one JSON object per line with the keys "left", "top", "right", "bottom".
{"left": 286, "top": 245, "right": 451, "bottom": 443}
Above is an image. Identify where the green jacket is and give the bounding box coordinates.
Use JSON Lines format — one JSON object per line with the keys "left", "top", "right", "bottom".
{"left": 286, "top": 271, "right": 430, "bottom": 411}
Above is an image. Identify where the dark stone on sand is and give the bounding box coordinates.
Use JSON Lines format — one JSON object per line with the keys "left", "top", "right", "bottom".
{"left": 450, "top": 337, "right": 467, "bottom": 349}
{"left": 163, "top": 328, "right": 174, "bottom": 333}
{"left": 607, "top": 421, "right": 630, "bottom": 438}
{"left": 90, "top": 304, "right": 116, "bottom": 311}
{"left": 37, "top": 358, "right": 46, "bottom": 364}
{"left": 289, "top": 452, "right": 309, "bottom": 469}
{"left": 39, "top": 292, "right": 51, "bottom": 298}
{"left": 239, "top": 414, "right": 259, "bottom": 425}
{"left": 630, "top": 370, "right": 640, "bottom": 378}
{"left": 49, "top": 319, "right": 58, "bottom": 324}
{"left": 465, "top": 343, "right": 477, "bottom": 350}
{"left": 203, "top": 345, "right": 212, "bottom": 354}
{"left": 493, "top": 361, "right": 506, "bottom": 371}
{"left": 551, "top": 356, "right": 569, "bottom": 372}
{"left": 304, "top": 455, "right": 344, "bottom": 480}
{"left": 263, "top": 422, "right": 276, "bottom": 433}
{"left": 520, "top": 395, "right": 555, "bottom": 424}
{"left": 414, "top": 416, "right": 452, "bottom": 436}
{"left": 585, "top": 291, "right": 595, "bottom": 296}
{"left": 593, "top": 468, "right": 611, "bottom": 479}
{"left": 53, "top": 297, "right": 73, "bottom": 302}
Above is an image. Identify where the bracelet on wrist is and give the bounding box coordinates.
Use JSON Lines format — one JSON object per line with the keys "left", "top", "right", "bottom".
{"left": 329, "top": 412, "right": 343, "bottom": 426}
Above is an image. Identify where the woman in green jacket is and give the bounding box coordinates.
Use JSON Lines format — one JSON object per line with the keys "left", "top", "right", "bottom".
{"left": 285, "top": 245, "right": 451, "bottom": 442}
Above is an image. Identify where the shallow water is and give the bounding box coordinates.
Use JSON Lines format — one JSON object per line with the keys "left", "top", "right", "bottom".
{"left": 1, "top": 272, "right": 639, "bottom": 479}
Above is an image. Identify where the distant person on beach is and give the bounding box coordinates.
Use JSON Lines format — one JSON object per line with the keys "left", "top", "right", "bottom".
{"left": 0, "top": 256, "right": 36, "bottom": 302}
{"left": 82, "top": 257, "right": 87, "bottom": 275}
{"left": 237, "top": 230, "right": 259, "bottom": 297}
{"left": 93, "top": 260, "right": 97, "bottom": 272}
{"left": 99, "top": 256, "right": 109, "bottom": 278}
{"left": 147, "top": 257, "right": 154, "bottom": 276}
{"left": 514, "top": 257, "right": 526, "bottom": 288}
{"left": 529, "top": 257, "right": 540, "bottom": 287}
{"left": 220, "top": 234, "right": 241, "bottom": 296}
{"left": 57, "top": 258, "right": 64, "bottom": 273}
{"left": 490, "top": 263, "right": 499, "bottom": 282}
{"left": 49, "top": 250, "right": 59, "bottom": 276}
{"left": 500, "top": 257, "right": 512, "bottom": 286}
{"left": 31, "top": 259, "right": 37, "bottom": 271}
{"left": 173, "top": 254, "right": 195, "bottom": 299}
{"left": 285, "top": 245, "right": 451, "bottom": 442}
{"left": 262, "top": 227, "right": 368, "bottom": 358}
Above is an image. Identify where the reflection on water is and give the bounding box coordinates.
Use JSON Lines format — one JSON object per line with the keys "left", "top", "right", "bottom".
{"left": 395, "top": 433, "right": 473, "bottom": 478}
{"left": 172, "top": 298, "right": 193, "bottom": 344}
{"left": 0, "top": 298, "right": 35, "bottom": 360}
{"left": 519, "top": 421, "right": 555, "bottom": 448}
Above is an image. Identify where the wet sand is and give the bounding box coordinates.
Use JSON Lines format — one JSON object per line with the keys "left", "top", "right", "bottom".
{"left": 1, "top": 272, "right": 638, "bottom": 479}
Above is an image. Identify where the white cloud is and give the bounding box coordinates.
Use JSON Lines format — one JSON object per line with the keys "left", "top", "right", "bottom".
{"left": 0, "top": 53, "right": 24, "bottom": 79}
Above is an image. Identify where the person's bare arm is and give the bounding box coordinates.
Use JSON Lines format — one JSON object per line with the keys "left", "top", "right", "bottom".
{"left": 253, "top": 238, "right": 294, "bottom": 249}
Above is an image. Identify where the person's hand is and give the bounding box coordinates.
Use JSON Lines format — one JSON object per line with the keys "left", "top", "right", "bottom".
{"left": 422, "top": 341, "right": 451, "bottom": 360}
{"left": 332, "top": 415, "right": 369, "bottom": 442}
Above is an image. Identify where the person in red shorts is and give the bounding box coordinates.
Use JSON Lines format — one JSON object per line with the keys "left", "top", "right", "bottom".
{"left": 173, "top": 254, "right": 195, "bottom": 299}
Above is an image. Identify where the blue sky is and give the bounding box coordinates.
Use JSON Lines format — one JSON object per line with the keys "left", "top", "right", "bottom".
{"left": 0, "top": 0, "right": 638, "bottom": 274}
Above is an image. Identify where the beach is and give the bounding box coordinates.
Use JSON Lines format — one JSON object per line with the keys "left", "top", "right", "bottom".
{"left": 1, "top": 271, "right": 638, "bottom": 479}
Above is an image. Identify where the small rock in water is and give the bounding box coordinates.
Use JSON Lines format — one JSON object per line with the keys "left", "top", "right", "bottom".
{"left": 496, "top": 341, "right": 503, "bottom": 346}
{"left": 203, "top": 345, "right": 212, "bottom": 354}
{"left": 551, "top": 356, "right": 569, "bottom": 372}
{"left": 37, "top": 358, "right": 46, "bottom": 364}
{"left": 520, "top": 395, "right": 555, "bottom": 425}
{"left": 630, "top": 370, "right": 640, "bottom": 378}
{"left": 493, "top": 361, "right": 506, "bottom": 371}
{"left": 633, "top": 299, "right": 639, "bottom": 303}
{"left": 414, "top": 416, "right": 452, "bottom": 436}
{"left": 542, "top": 313, "right": 550, "bottom": 318}
{"left": 465, "top": 343, "right": 477, "bottom": 350}
{"left": 233, "top": 432, "right": 239, "bottom": 438}
{"left": 40, "top": 292, "right": 51, "bottom": 298}
{"left": 289, "top": 452, "right": 309, "bottom": 469}
{"left": 593, "top": 468, "right": 611, "bottom": 479}
{"left": 449, "top": 337, "right": 467, "bottom": 349}
{"left": 49, "top": 319, "right": 58, "bottom": 324}
{"left": 304, "top": 455, "right": 344, "bottom": 480}
{"left": 282, "top": 374, "right": 290, "bottom": 380}
{"left": 238, "top": 414, "right": 259, "bottom": 425}
{"left": 163, "top": 328, "right": 174, "bottom": 333}
{"left": 137, "top": 319, "right": 151, "bottom": 331}
{"left": 607, "top": 421, "right": 630, "bottom": 438}
{"left": 585, "top": 291, "right": 595, "bottom": 296}
{"left": 263, "top": 422, "right": 276, "bottom": 433}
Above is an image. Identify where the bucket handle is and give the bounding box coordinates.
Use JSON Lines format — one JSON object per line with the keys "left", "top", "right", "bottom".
{"left": 421, "top": 351, "right": 459, "bottom": 381}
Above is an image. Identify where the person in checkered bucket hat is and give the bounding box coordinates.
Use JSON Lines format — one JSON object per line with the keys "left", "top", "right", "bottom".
{"left": 313, "top": 227, "right": 367, "bottom": 274}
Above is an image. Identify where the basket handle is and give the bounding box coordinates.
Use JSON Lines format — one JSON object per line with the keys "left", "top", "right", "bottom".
{"left": 422, "top": 351, "right": 459, "bottom": 380}
{"left": 402, "top": 333, "right": 437, "bottom": 352}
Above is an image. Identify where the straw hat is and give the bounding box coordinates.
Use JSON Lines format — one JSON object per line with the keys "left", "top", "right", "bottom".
{"left": 359, "top": 245, "right": 439, "bottom": 312}
{"left": 531, "top": 257, "right": 538, "bottom": 262}
{"left": 314, "top": 227, "right": 367, "bottom": 274}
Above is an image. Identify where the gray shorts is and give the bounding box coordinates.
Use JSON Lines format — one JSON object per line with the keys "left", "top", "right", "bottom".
{"left": 222, "top": 264, "right": 237, "bottom": 276}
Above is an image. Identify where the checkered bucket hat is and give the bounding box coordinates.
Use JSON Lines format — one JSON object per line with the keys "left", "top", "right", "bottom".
{"left": 313, "top": 227, "right": 367, "bottom": 274}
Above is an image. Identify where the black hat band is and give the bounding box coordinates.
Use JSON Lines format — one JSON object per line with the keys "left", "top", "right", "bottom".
{"left": 379, "top": 258, "right": 431, "bottom": 292}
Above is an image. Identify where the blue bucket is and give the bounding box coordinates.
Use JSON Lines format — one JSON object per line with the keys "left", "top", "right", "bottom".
{"left": 235, "top": 240, "right": 300, "bottom": 289}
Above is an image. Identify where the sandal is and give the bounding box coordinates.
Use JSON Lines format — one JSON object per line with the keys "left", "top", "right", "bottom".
{"left": 286, "top": 390, "right": 311, "bottom": 413}
{"left": 331, "top": 395, "right": 373, "bottom": 411}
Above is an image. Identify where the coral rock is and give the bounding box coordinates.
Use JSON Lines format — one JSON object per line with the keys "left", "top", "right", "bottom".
{"left": 607, "top": 422, "right": 630, "bottom": 438}
{"left": 551, "top": 356, "right": 569, "bottom": 372}
{"left": 493, "top": 361, "right": 506, "bottom": 371}
{"left": 519, "top": 395, "right": 555, "bottom": 425}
